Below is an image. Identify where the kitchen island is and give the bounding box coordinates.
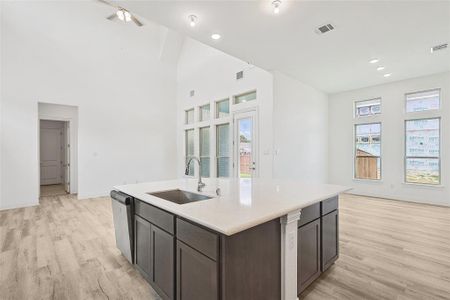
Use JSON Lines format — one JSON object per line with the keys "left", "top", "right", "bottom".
{"left": 113, "top": 178, "right": 349, "bottom": 300}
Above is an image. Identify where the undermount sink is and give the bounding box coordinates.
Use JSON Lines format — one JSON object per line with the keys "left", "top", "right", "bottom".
{"left": 148, "top": 189, "right": 212, "bottom": 204}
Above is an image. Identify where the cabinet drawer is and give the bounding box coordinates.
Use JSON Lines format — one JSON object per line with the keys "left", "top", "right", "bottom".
{"left": 135, "top": 200, "right": 175, "bottom": 234}
{"left": 176, "top": 218, "right": 219, "bottom": 261}
{"left": 298, "top": 203, "right": 320, "bottom": 227}
{"left": 321, "top": 196, "right": 338, "bottom": 216}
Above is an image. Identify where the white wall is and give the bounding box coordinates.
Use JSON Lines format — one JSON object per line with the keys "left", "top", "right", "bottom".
{"left": 272, "top": 71, "right": 329, "bottom": 183}
{"left": 39, "top": 103, "right": 79, "bottom": 194}
{"left": 176, "top": 38, "right": 274, "bottom": 179}
{"left": 0, "top": 2, "right": 178, "bottom": 209}
{"left": 329, "top": 72, "right": 450, "bottom": 206}
{"left": 0, "top": 1, "right": 3, "bottom": 208}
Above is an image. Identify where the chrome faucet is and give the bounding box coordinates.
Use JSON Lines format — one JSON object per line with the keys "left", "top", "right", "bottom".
{"left": 185, "top": 157, "right": 206, "bottom": 192}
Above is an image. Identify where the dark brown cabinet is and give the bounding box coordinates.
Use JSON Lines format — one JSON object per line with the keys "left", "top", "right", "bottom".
{"left": 131, "top": 197, "right": 339, "bottom": 300}
{"left": 297, "top": 219, "right": 321, "bottom": 294}
{"left": 135, "top": 215, "right": 152, "bottom": 279}
{"left": 151, "top": 226, "right": 175, "bottom": 300}
{"left": 297, "top": 197, "right": 339, "bottom": 296}
{"left": 134, "top": 201, "right": 175, "bottom": 300}
{"left": 321, "top": 209, "right": 339, "bottom": 272}
{"left": 176, "top": 241, "right": 218, "bottom": 300}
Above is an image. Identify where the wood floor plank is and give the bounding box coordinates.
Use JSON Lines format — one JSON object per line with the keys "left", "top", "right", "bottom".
{"left": 0, "top": 193, "right": 449, "bottom": 299}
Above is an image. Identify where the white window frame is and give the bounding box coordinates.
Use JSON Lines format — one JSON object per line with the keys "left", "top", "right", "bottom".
{"left": 354, "top": 97, "right": 382, "bottom": 118}
{"left": 184, "top": 128, "right": 195, "bottom": 177}
{"left": 233, "top": 90, "right": 257, "bottom": 105}
{"left": 216, "top": 123, "right": 231, "bottom": 178}
{"left": 215, "top": 98, "right": 230, "bottom": 119}
{"left": 404, "top": 117, "right": 441, "bottom": 186}
{"left": 199, "top": 126, "right": 211, "bottom": 178}
{"left": 185, "top": 108, "right": 194, "bottom": 125}
{"left": 199, "top": 104, "right": 210, "bottom": 122}
{"left": 353, "top": 122, "right": 382, "bottom": 181}
{"left": 405, "top": 88, "right": 441, "bottom": 113}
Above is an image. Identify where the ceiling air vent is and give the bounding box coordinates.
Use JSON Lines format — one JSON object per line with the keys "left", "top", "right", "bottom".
{"left": 315, "top": 23, "right": 335, "bottom": 35}
{"left": 431, "top": 43, "right": 448, "bottom": 53}
{"left": 236, "top": 71, "right": 244, "bottom": 80}
{"left": 190, "top": 90, "right": 195, "bottom": 97}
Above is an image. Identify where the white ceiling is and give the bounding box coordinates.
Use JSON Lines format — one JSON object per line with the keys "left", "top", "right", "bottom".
{"left": 121, "top": 0, "right": 450, "bottom": 93}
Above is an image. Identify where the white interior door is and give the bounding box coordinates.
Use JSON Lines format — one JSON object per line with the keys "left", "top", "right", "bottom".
{"left": 234, "top": 110, "right": 259, "bottom": 178}
{"left": 63, "top": 122, "right": 70, "bottom": 193}
{"left": 40, "top": 128, "right": 62, "bottom": 185}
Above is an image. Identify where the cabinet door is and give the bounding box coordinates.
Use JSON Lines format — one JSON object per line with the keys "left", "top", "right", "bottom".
{"left": 321, "top": 210, "right": 339, "bottom": 272}
{"left": 176, "top": 241, "right": 218, "bottom": 300}
{"left": 151, "top": 226, "right": 175, "bottom": 300}
{"left": 135, "top": 215, "right": 152, "bottom": 280}
{"left": 297, "top": 219, "right": 321, "bottom": 294}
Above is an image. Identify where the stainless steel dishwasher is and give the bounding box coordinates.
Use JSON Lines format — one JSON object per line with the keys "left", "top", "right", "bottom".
{"left": 110, "top": 190, "right": 133, "bottom": 263}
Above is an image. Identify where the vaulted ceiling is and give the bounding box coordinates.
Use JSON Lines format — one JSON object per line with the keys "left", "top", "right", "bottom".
{"left": 121, "top": 0, "right": 450, "bottom": 93}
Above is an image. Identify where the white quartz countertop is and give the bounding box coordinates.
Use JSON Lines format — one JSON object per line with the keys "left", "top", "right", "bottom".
{"left": 114, "top": 178, "right": 350, "bottom": 236}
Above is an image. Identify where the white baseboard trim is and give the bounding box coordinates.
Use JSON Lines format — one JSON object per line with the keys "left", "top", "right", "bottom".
{"left": 345, "top": 191, "right": 450, "bottom": 207}
{"left": 77, "top": 193, "right": 109, "bottom": 200}
{"left": 0, "top": 202, "right": 39, "bottom": 211}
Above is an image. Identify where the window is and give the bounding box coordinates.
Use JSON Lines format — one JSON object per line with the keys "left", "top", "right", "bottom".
{"left": 199, "top": 104, "right": 210, "bottom": 122}
{"left": 185, "top": 109, "right": 194, "bottom": 125}
{"left": 185, "top": 129, "right": 194, "bottom": 176}
{"left": 216, "top": 99, "right": 229, "bottom": 118}
{"left": 406, "top": 89, "right": 440, "bottom": 113}
{"left": 234, "top": 91, "right": 256, "bottom": 104}
{"left": 355, "top": 98, "right": 381, "bottom": 118}
{"left": 355, "top": 123, "right": 381, "bottom": 180}
{"left": 405, "top": 118, "right": 440, "bottom": 185}
{"left": 216, "top": 124, "right": 230, "bottom": 177}
{"left": 199, "top": 127, "right": 210, "bottom": 177}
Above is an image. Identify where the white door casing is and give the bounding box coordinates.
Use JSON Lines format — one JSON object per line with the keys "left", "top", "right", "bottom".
{"left": 40, "top": 128, "right": 62, "bottom": 185}
{"left": 64, "top": 122, "right": 70, "bottom": 193}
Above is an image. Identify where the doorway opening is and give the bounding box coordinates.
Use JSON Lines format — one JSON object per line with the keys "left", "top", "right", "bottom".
{"left": 39, "top": 120, "right": 70, "bottom": 197}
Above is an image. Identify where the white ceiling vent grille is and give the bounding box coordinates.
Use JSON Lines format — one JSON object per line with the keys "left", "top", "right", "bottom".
{"left": 431, "top": 43, "right": 448, "bottom": 53}
{"left": 315, "top": 23, "right": 335, "bottom": 35}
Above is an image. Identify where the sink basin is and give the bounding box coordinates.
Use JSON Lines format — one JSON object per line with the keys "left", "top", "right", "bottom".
{"left": 148, "top": 189, "right": 212, "bottom": 204}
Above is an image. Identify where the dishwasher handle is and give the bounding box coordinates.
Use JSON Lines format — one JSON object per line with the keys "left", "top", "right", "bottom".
{"left": 110, "top": 190, "right": 132, "bottom": 205}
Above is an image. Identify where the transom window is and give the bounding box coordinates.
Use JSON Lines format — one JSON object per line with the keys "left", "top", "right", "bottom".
{"left": 234, "top": 91, "right": 256, "bottom": 104}
{"left": 185, "top": 109, "right": 194, "bottom": 125}
{"left": 216, "top": 99, "right": 229, "bottom": 118}
{"left": 199, "top": 104, "right": 210, "bottom": 122}
{"left": 355, "top": 98, "right": 381, "bottom": 118}
{"left": 406, "top": 89, "right": 440, "bottom": 113}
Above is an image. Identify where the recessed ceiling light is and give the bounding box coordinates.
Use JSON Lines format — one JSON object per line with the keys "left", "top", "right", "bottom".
{"left": 383, "top": 73, "right": 392, "bottom": 78}
{"left": 272, "top": 0, "right": 281, "bottom": 14}
{"left": 211, "top": 33, "right": 221, "bottom": 40}
{"left": 188, "top": 15, "right": 197, "bottom": 27}
{"left": 369, "top": 58, "right": 379, "bottom": 64}
{"left": 377, "top": 66, "right": 385, "bottom": 71}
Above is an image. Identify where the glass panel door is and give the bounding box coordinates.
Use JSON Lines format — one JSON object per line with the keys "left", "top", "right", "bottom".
{"left": 234, "top": 110, "right": 258, "bottom": 178}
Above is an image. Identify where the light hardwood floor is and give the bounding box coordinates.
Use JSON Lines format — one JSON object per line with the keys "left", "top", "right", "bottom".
{"left": 0, "top": 193, "right": 449, "bottom": 300}
{"left": 40, "top": 184, "right": 67, "bottom": 197}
